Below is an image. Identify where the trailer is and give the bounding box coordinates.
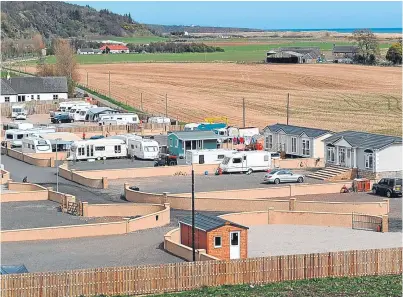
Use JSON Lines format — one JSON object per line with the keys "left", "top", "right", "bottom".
{"left": 67, "top": 138, "right": 127, "bottom": 161}
{"left": 219, "top": 151, "right": 271, "bottom": 174}
{"left": 98, "top": 113, "right": 140, "bottom": 126}
{"left": 11, "top": 105, "right": 26, "bottom": 118}
{"left": 185, "top": 149, "right": 237, "bottom": 165}
{"left": 128, "top": 138, "right": 159, "bottom": 160}
{"left": 22, "top": 137, "right": 52, "bottom": 153}
{"left": 3, "top": 128, "right": 56, "bottom": 148}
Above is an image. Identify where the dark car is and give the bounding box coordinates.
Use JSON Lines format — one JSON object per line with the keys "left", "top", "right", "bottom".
{"left": 51, "top": 113, "right": 73, "bottom": 123}
{"left": 154, "top": 153, "right": 177, "bottom": 167}
{"left": 372, "top": 178, "right": 402, "bottom": 198}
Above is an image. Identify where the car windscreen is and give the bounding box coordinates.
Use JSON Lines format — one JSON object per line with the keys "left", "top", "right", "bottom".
{"left": 268, "top": 170, "right": 279, "bottom": 174}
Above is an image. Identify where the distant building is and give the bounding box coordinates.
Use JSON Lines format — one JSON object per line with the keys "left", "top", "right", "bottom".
{"left": 266, "top": 47, "right": 321, "bottom": 64}
{"left": 77, "top": 48, "right": 95, "bottom": 55}
{"left": 99, "top": 44, "right": 129, "bottom": 54}
{"left": 332, "top": 45, "right": 359, "bottom": 59}
{"left": 167, "top": 131, "right": 222, "bottom": 157}
{"left": 0, "top": 77, "right": 68, "bottom": 104}
{"left": 184, "top": 31, "right": 189, "bottom": 36}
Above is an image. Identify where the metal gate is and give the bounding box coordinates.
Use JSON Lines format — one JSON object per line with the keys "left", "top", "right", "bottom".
{"left": 352, "top": 213, "right": 382, "bottom": 232}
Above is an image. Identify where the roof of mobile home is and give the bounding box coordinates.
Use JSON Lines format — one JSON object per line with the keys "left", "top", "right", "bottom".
{"left": 264, "top": 123, "right": 331, "bottom": 138}
{"left": 169, "top": 131, "right": 221, "bottom": 141}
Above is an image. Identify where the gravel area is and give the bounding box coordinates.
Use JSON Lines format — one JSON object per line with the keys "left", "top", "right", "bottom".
{"left": 1, "top": 201, "right": 100, "bottom": 230}
{"left": 248, "top": 225, "right": 403, "bottom": 258}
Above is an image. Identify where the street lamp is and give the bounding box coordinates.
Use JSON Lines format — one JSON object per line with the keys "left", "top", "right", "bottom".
{"left": 55, "top": 138, "right": 62, "bottom": 192}
{"left": 186, "top": 153, "right": 196, "bottom": 261}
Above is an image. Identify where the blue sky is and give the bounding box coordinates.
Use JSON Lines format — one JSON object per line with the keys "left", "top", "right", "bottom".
{"left": 70, "top": 1, "right": 402, "bottom": 29}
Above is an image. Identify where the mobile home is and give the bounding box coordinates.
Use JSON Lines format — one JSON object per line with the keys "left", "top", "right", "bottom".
{"left": 3, "top": 128, "right": 56, "bottom": 148}
{"left": 128, "top": 138, "right": 160, "bottom": 160}
{"left": 219, "top": 151, "right": 272, "bottom": 174}
{"left": 67, "top": 138, "right": 127, "bottom": 161}
{"left": 98, "top": 113, "right": 140, "bottom": 126}
{"left": 22, "top": 137, "right": 52, "bottom": 153}
{"left": 168, "top": 131, "right": 222, "bottom": 157}
{"left": 3, "top": 122, "right": 34, "bottom": 130}
{"left": 185, "top": 149, "right": 237, "bottom": 165}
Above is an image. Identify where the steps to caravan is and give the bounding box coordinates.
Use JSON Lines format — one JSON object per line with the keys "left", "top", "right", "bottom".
{"left": 307, "top": 165, "right": 350, "bottom": 181}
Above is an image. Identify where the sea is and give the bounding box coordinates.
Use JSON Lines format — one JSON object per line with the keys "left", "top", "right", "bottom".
{"left": 268, "top": 28, "right": 402, "bottom": 33}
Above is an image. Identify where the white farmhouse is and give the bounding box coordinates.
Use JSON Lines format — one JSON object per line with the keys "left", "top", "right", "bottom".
{"left": 0, "top": 76, "right": 68, "bottom": 104}
{"left": 262, "top": 123, "right": 332, "bottom": 159}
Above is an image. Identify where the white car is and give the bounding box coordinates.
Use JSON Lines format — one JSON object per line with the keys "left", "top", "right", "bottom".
{"left": 15, "top": 113, "right": 27, "bottom": 120}
{"left": 263, "top": 169, "right": 304, "bottom": 184}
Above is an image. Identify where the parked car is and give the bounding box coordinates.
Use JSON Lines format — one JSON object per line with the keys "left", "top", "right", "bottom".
{"left": 154, "top": 153, "right": 178, "bottom": 167}
{"left": 372, "top": 178, "right": 402, "bottom": 198}
{"left": 263, "top": 169, "right": 304, "bottom": 184}
{"left": 51, "top": 113, "right": 73, "bottom": 124}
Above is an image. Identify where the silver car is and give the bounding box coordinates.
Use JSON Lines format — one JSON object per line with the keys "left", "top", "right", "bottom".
{"left": 263, "top": 169, "right": 304, "bottom": 184}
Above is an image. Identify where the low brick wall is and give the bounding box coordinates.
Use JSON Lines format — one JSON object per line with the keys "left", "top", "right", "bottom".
{"left": 273, "top": 158, "right": 324, "bottom": 169}
{"left": 58, "top": 163, "right": 106, "bottom": 189}
{"left": 82, "top": 202, "right": 165, "bottom": 218}
{"left": 2, "top": 147, "right": 58, "bottom": 167}
{"left": 1, "top": 169, "right": 10, "bottom": 184}
{"left": 2, "top": 182, "right": 49, "bottom": 202}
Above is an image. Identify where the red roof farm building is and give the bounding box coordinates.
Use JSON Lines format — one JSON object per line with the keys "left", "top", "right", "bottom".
{"left": 100, "top": 44, "right": 129, "bottom": 54}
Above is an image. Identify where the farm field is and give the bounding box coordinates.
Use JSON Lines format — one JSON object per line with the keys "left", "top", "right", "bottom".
{"left": 69, "top": 63, "right": 401, "bottom": 136}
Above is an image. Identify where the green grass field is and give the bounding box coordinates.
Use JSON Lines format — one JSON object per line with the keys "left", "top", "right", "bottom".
{"left": 0, "top": 70, "right": 21, "bottom": 78}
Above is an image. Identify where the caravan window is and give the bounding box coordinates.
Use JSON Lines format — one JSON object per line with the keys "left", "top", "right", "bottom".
{"left": 6, "top": 134, "right": 13, "bottom": 140}
{"left": 78, "top": 147, "right": 85, "bottom": 156}
{"left": 222, "top": 157, "right": 230, "bottom": 165}
{"left": 144, "top": 146, "right": 158, "bottom": 152}
{"left": 114, "top": 145, "right": 121, "bottom": 153}
{"left": 233, "top": 158, "right": 242, "bottom": 164}
{"left": 17, "top": 134, "right": 24, "bottom": 139}
{"left": 218, "top": 155, "right": 225, "bottom": 159}
{"left": 131, "top": 144, "right": 134, "bottom": 149}
{"left": 95, "top": 146, "right": 105, "bottom": 151}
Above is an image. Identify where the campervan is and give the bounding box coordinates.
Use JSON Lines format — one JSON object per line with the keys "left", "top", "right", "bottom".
{"left": 11, "top": 105, "right": 26, "bottom": 118}
{"left": 3, "top": 128, "right": 56, "bottom": 148}
{"left": 98, "top": 113, "right": 140, "bottom": 126}
{"left": 4, "top": 122, "right": 34, "bottom": 130}
{"left": 67, "top": 138, "right": 127, "bottom": 161}
{"left": 22, "top": 137, "right": 52, "bottom": 153}
{"left": 219, "top": 151, "right": 271, "bottom": 174}
{"left": 147, "top": 117, "right": 171, "bottom": 124}
{"left": 128, "top": 138, "right": 159, "bottom": 160}
{"left": 185, "top": 149, "right": 237, "bottom": 165}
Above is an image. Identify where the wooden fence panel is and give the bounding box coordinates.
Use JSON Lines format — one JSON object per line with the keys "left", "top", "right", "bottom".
{"left": 0, "top": 248, "right": 401, "bottom": 297}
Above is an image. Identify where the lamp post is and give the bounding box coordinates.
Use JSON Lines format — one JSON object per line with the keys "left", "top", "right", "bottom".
{"left": 186, "top": 155, "right": 196, "bottom": 261}
{"left": 55, "top": 138, "right": 62, "bottom": 192}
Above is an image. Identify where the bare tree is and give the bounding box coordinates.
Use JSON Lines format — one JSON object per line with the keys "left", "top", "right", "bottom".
{"left": 54, "top": 39, "right": 80, "bottom": 96}
{"left": 32, "top": 33, "right": 45, "bottom": 56}
{"left": 352, "top": 29, "right": 380, "bottom": 64}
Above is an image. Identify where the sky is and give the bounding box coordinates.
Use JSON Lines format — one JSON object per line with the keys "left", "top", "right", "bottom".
{"left": 70, "top": 1, "right": 402, "bottom": 30}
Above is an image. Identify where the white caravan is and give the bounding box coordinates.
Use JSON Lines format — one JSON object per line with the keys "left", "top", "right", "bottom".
{"left": 67, "top": 138, "right": 127, "bottom": 161}
{"left": 11, "top": 105, "right": 27, "bottom": 118}
{"left": 98, "top": 113, "right": 140, "bottom": 126}
{"left": 184, "top": 123, "right": 200, "bottom": 131}
{"left": 185, "top": 149, "right": 237, "bottom": 165}
{"left": 50, "top": 101, "right": 88, "bottom": 117}
{"left": 70, "top": 105, "right": 97, "bottom": 122}
{"left": 128, "top": 138, "right": 159, "bottom": 160}
{"left": 4, "top": 122, "right": 34, "bottom": 130}
{"left": 214, "top": 127, "right": 260, "bottom": 138}
{"left": 147, "top": 117, "right": 171, "bottom": 124}
{"left": 219, "top": 151, "right": 272, "bottom": 174}
{"left": 22, "top": 137, "right": 52, "bottom": 153}
{"left": 68, "top": 103, "right": 93, "bottom": 121}
{"left": 3, "top": 128, "right": 56, "bottom": 147}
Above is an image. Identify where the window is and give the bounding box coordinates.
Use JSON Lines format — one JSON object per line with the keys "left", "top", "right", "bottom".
{"left": 18, "top": 95, "right": 25, "bottom": 102}
{"left": 388, "top": 179, "right": 395, "bottom": 187}
{"left": 264, "top": 155, "right": 269, "bottom": 161}
{"left": 4, "top": 97, "right": 10, "bottom": 102}
{"left": 364, "top": 152, "right": 373, "bottom": 169}
{"left": 53, "top": 95, "right": 59, "bottom": 100}
{"left": 169, "top": 138, "right": 173, "bottom": 147}
{"left": 214, "top": 236, "right": 222, "bottom": 248}
{"left": 78, "top": 147, "right": 85, "bottom": 156}
{"left": 37, "top": 95, "right": 40, "bottom": 100}
{"left": 302, "top": 140, "right": 310, "bottom": 156}
{"left": 175, "top": 139, "right": 179, "bottom": 148}
{"left": 233, "top": 158, "right": 242, "bottom": 164}
{"left": 291, "top": 137, "right": 297, "bottom": 153}
{"left": 217, "top": 154, "right": 225, "bottom": 159}
{"left": 327, "top": 147, "right": 335, "bottom": 162}
{"left": 114, "top": 145, "right": 121, "bottom": 153}
{"left": 131, "top": 144, "right": 134, "bottom": 149}
{"left": 144, "top": 146, "right": 158, "bottom": 152}
{"left": 95, "top": 146, "right": 105, "bottom": 151}
{"left": 31, "top": 95, "right": 34, "bottom": 100}
{"left": 17, "top": 134, "right": 24, "bottom": 139}
{"left": 6, "top": 134, "right": 13, "bottom": 140}
{"left": 230, "top": 232, "right": 239, "bottom": 246}
{"left": 265, "top": 135, "right": 273, "bottom": 150}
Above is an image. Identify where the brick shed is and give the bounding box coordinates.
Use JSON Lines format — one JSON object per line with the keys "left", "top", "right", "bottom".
{"left": 179, "top": 213, "right": 248, "bottom": 260}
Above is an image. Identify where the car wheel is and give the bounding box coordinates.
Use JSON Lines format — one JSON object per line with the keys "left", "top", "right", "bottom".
{"left": 372, "top": 188, "right": 378, "bottom": 195}
{"left": 386, "top": 191, "right": 392, "bottom": 198}
{"left": 57, "top": 120, "right": 61, "bottom": 124}
{"left": 246, "top": 168, "right": 253, "bottom": 175}
{"left": 274, "top": 178, "right": 280, "bottom": 184}
{"left": 71, "top": 119, "right": 74, "bottom": 123}
{"left": 169, "top": 161, "right": 176, "bottom": 166}
{"left": 297, "top": 177, "right": 304, "bottom": 183}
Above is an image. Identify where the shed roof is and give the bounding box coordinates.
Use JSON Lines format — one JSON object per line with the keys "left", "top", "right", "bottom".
{"left": 264, "top": 123, "right": 331, "bottom": 138}
{"left": 1, "top": 77, "right": 68, "bottom": 95}
{"left": 323, "top": 131, "right": 402, "bottom": 150}
{"left": 180, "top": 213, "right": 248, "bottom": 232}
{"left": 332, "top": 45, "right": 359, "bottom": 53}
{"left": 170, "top": 131, "right": 221, "bottom": 141}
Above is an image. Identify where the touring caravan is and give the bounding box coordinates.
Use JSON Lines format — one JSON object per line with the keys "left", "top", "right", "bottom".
{"left": 185, "top": 149, "right": 237, "bottom": 165}
{"left": 68, "top": 104, "right": 94, "bottom": 121}
{"left": 58, "top": 101, "right": 87, "bottom": 112}
{"left": 4, "top": 122, "right": 34, "bottom": 130}
{"left": 147, "top": 117, "right": 171, "bottom": 124}
{"left": 22, "top": 137, "right": 52, "bottom": 153}
{"left": 70, "top": 105, "right": 96, "bottom": 122}
{"left": 11, "top": 105, "right": 27, "bottom": 118}
{"left": 219, "top": 151, "right": 272, "bottom": 174}
{"left": 67, "top": 138, "right": 127, "bottom": 161}
{"left": 128, "top": 138, "right": 159, "bottom": 160}
{"left": 108, "top": 134, "right": 142, "bottom": 144}
{"left": 98, "top": 113, "right": 140, "bottom": 126}
{"left": 3, "top": 128, "right": 56, "bottom": 148}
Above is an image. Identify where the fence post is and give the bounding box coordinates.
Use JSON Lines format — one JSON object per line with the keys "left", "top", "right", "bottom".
{"left": 163, "top": 192, "right": 169, "bottom": 204}
{"left": 82, "top": 202, "right": 89, "bottom": 217}
{"left": 268, "top": 207, "right": 274, "bottom": 224}
{"left": 102, "top": 177, "right": 108, "bottom": 189}
{"left": 289, "top": 198, "right": 296, "bottom": 211}
{"left": 383, "top": 199, "right": 390, "bottom": 213}
{"left": 381, "top": 215, "right": 388, "bottom": 232}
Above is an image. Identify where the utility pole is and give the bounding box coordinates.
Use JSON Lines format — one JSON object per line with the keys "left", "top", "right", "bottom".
{"left": 140, "top": 92, "right": 143, "bottom": 111}
{"left": 165, "top": 93, "right": 168, "bottom": 118}
{"left": 242, "top": 98, "right": 245, "bottom": 128}
{"left": 55, "top": 138, "right": 61, "bottom": 192}
{"left": 287, "top": 93, "right": 290, "bottom": 125}
{"left": 191, "top": 165, "right": 196, "bottom": 261}
{"left": 86, "top": 71, "right": 89, "bottom": 87}
{"left": 108, "top": 71, "right": 111, "bottom": 98}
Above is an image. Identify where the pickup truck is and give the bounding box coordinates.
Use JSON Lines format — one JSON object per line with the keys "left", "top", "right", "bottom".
{"left": 51, "top": 113, "right": 74, "bottom": 123}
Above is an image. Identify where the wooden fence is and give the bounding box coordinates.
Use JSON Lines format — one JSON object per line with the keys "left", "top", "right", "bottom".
{"left": 1, "top": 248, "right": 401, "bottom": 297}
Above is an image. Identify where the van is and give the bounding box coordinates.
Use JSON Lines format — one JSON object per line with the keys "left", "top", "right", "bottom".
{"left": 128, "top": 139, "right": 159, "bottom": 160}
{"left": 219, "top": 151, "right": 271, "bottom": 174}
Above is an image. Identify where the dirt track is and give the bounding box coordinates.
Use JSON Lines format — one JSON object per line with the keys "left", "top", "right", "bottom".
{"left": 77, "top": 63, "right": 401, "bottom": 135}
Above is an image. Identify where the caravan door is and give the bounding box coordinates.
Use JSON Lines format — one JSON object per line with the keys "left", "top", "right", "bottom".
{"left": 86, "top": 145, "right": 94, "bottom": 158}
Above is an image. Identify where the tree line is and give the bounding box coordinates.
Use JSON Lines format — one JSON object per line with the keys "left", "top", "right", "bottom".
{"left": 126, "top": 42, "right": 225, "bottom": 53}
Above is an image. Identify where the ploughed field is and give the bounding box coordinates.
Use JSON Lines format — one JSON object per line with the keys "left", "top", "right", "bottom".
{"left": 78, "top": 63, "right": 400, "bottom": 135}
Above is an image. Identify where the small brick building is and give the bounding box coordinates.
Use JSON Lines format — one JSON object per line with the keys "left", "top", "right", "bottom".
{"left": 179, "top": 213, "right": 248, "bottom": 260}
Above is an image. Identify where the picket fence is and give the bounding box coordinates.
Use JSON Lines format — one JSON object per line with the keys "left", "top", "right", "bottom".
{"left": 1, "top": 248, "right": 401, "bottom": 297}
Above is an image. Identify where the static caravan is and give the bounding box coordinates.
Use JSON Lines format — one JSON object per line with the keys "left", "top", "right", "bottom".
{"left": 22, "top": 137, "right": 52, "bottom": 153}
{"left": 3, "top": 128, "right": 56, "bottom": 148}
{"left": 108, "top": 134, "right": 142, "bottom": 144}
{"left": 4, "top": 122, "right": 34, "bottom": 130}
{"left": 11, "top": 105, "right": 26, "bottom": 118}
{"left": 219, "top": 151, "right": 271, "bottom": 174}
{"left": 128, "top": 138, "right": 159, "bottom": 160}
{"left": 185, "top": 149, "right": 237, "bottom": 165}
{"left": 98, "top": 113, "right": 140, "bottom": 126}
{"left": 58, "top": 101, "right": 86, "bottom": 112}
{"left": 184, "top": 123, "right": 227, "bottom": 132}
{"left": 147, "top": 117, "right": 171, "bottom": 124}
{"left": 67, "top": 138, "right": 127, "bottom": 161}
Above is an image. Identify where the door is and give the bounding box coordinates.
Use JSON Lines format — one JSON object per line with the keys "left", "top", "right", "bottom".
{"left": 346, "top": 149, "right": 352, "bottom": 168}
{"left": 282, "top": 170, "right": 293, "bottom": 182}
{"left": 199, "top": 154, "right": 205, "bottom": 164}
{"left": 86, "top": 145, "right": 94, "bottom": 157}
{"left": 229, "top": 231, "right": 240, "bottom": 259}
{"left": 339, "top": 148, "right": 346, "bottom": 166}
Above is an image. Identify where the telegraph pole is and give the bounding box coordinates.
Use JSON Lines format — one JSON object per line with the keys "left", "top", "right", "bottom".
{"left": 140, "top": 92, "right": 143, "bottom": 110}
{"left": 286, "top": 93, "right": 290, "bottom": 125}
{"left": 191, "top": 165, "right": 196, "bottom": 261}
{"left": 242, "top": 98, "right": 245, "bottom": 128}
{"left": 108, "top": 71, "right": 111, "bottom": 98}
{"left": 86, "top": 71, "right": 89, "bottom": 87}
{"left": 165, "top": 93, "right": 168, "bottom": 118}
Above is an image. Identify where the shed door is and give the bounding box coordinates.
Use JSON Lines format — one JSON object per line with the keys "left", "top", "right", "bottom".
{"left": 229, "top": 231, "right": 241, "bottom": 259}
{"left": 199, "top": 154, "right": 205, "bottom": 164}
